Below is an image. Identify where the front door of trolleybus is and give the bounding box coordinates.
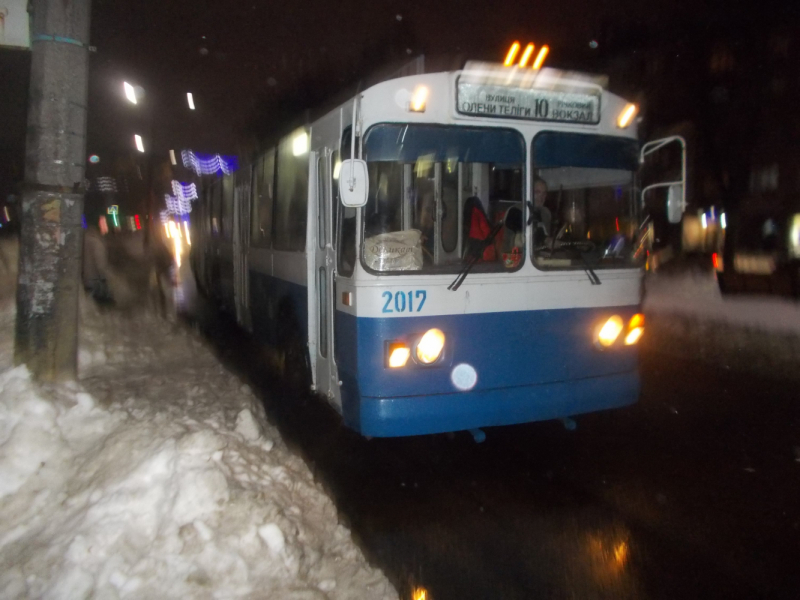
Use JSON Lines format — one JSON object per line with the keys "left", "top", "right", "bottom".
{"left": 307, "top": 149, "right": 341, "bottom": 408}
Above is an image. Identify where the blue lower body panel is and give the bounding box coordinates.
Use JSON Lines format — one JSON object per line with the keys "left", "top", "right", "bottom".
{"left": 336, "top": 306, "right": 641, "bottom": 437}
{"left": 356, "top": 370, "right": 639, "bottom": 437}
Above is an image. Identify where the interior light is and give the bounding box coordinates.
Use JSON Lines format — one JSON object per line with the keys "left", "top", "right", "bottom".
{"left": 333, "top": 161, "right": 341, "bottom": 180}
{"left": 169, "top": 149, "right": 177, "bottom": 165}
{"left": 292, "top": 132, "right": 309, "bottom": 156}
{"left": 597, "top": 316, "right": 624, "bottom": 348}
{"left": 135, "top": 134, "right": 144, "bottom": 153}
{"left": 701, "top": 213, "right": 708, "bottom": 229}
{"left": 617, "top": 103, "right": 638, "bottom": 128}
{"left": 518, "top": 43, "right": 535, "bottom": 67}
{"left": 416, "top": 328, "right": 445, "bottom": 364}
{"left": 388, "top": 344, "right": 411, "bottom": 368}
{"left": 532, "top": 45, "right": 549, "bottom": 69}
{"left": 410, "top": 86, "right": 428, "bottom": 112}
{"left": 721, "top": 213, "right": 727, "bottom": 229}
{"left": 504, "top": 42, "right": 521, "bottom": 66}
{"left": 187, "top": 92, "right": 195, "bottom": 110}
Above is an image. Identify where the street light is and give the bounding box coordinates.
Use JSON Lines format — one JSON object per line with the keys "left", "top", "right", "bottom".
{"left": 124, "top": 81, "right": 137, "bottom": 104}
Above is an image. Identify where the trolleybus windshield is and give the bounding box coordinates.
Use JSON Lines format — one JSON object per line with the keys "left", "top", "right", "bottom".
{"left": 359, "top": 124, "right": 525, "bottom": 274}
{"left": 531, "top": 132, "right": 643, "bottom": 270}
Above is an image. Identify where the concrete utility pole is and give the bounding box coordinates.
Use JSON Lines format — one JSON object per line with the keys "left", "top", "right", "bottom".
{"left": 15, "top": 0, "right": 91, "bottom": 381}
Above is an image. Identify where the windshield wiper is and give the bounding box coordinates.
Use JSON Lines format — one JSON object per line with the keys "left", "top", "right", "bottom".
{"left": 448, "top": 223, "right": 504, "bottom": 291}
{"left": 580, "top": 253, "right": 602, "bottom": 285}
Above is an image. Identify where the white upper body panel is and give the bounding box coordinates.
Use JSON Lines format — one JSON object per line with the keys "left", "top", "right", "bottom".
{"left": 308, "top": 66, "right": 644, "bottom": 317}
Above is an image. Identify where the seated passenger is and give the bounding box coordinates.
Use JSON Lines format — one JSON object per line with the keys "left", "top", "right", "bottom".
{"left": 463, "top": 196, "right": 496, "bottom": 262}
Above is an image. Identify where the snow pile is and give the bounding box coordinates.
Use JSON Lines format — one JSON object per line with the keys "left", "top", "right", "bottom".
{"left": 0, "top": 298, "right": 396, "bottom": 599}
{"left": 644, "top": 270, "right": 800, "bottom": 336}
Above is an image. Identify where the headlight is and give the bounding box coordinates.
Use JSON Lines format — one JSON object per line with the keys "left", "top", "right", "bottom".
{"left": 596, "top": 316, "right": 623, "bottom": 348}
{"left": 624, "top": 313, "right": 644, "bottom": 345}
{"left": 416, "top": 328, "right": 445, "bottom": 364}
{"left": 387, "top": 343, "right": 410, "bottom": 368}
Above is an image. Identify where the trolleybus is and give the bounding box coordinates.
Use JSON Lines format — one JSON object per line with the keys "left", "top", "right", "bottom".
{"left": 192, "top": 59, "right": 685, "bottom": 437}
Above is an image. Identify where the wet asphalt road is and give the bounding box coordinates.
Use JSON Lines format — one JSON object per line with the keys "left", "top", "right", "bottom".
{"left": 189, "top": 304, "right": 800, "bottom": 600}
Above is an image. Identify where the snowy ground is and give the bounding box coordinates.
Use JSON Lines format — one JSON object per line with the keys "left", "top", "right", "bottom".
{"left": 1, "top": 231, "right": 797, "bottom": 599}
{"left": 0, "top": 240, "right": 397, "bottom": 599}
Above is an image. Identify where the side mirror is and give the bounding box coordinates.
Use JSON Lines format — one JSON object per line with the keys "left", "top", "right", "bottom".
{"left": 667, "top": 183, "right": 684, "bottom": 224}
{"left": 339, "top": 159, "right": 369, "bottom": 208}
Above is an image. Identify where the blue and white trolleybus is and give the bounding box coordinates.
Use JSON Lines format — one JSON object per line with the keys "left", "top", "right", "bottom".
{"left": 192, "top": 60, "right": 686, "bottom": 437}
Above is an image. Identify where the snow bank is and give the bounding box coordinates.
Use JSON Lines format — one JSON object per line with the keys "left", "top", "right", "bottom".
{"left": 0, "top": 294, "right": 396, "bottom": 599}
{"left": 644, "top": 270, "right": 800, "bottom": 336}
{"left": 643, "top": 270, "right": 800, "bottom": 379}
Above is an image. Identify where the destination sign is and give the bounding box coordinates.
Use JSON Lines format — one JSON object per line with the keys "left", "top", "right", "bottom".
{"left": 457, "top": 81, "right": 601, "bottom": 125}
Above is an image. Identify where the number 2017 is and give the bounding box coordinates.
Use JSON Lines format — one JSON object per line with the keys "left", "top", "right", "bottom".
{"left": 382, "top": 290, "right": 427, "bottom": 313}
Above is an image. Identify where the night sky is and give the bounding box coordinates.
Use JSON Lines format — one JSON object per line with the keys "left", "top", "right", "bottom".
{"left": 0, "top": 0, "right": 787, "bottom": 192}
{"left": 83, "top": 0, "right": 676, "bottom": 157}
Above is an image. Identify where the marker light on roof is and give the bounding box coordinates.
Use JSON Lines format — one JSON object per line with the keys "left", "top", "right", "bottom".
{"left": 617, "top": 103, "right": 638, "bottom": 128}
{"left": 532, "top": 45, "right": 549, "bottom": 69}
{"left": 504, "top": 42, "right": 521, "bottom": 66}
{"left": 410, "top": 86, "right": 428, "bottom": 112}
{"left": 518, "top": 43, "right": 535, "bottom": 67}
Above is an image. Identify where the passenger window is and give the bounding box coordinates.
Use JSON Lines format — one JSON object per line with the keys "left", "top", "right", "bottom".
{"left": 251, "top": 149, "right": 275, "bottom": 247}
{"left": 222, "top": 175, "right": 234, "bottom": 241}
{"left": 210, "top": 181, "right": 222, "bottom": 237}
{"left": 275, "top": 131, "right": 309, "bottom": 251}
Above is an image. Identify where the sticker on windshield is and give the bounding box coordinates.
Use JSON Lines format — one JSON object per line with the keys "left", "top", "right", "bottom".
{"left": 381, "top": 290, "right": 427, "bottom": 313}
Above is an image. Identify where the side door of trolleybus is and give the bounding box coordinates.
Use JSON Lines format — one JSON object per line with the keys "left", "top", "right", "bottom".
{"left": 306, "top": 149, "right": 341, "bottom": 408}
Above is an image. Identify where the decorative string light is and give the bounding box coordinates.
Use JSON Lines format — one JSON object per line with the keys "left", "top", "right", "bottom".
{"left": 181, "top": 149, "right": 238, "bottom": 176}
